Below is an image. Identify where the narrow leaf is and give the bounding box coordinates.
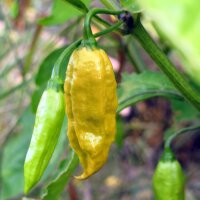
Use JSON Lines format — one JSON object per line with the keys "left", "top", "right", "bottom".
{"left": 38, "top": 0, "right": 91, "bottom": 26}
{"left": 117, "top": 71, "right": 184, "bottom": 112}
{"left": 42, "top": 150, "right": 79, "bottom": 200}
{"left": 31, "top": 85, "right": 46, "bottom": 113}
{"left": 10, "top": 1, "right": 19, "bottom": 18}
{"left": 120, "top": 0, "right": 141, "bottom": 13}
{"left": 62, "top": 0, "right": 89, "bottom": 13}
{"left": 35, "top": 46, "right": 67, "bottom": 86}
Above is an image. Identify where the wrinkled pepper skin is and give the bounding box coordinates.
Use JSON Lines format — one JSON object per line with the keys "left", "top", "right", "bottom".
{"left": 24, "top": 88, "right": 65, "bottom": 193}
{"left": 153, "top": 148, "right": 185, "bottom": 200}
{"left": 64, "top": 46, "right": 118, "bottom": 180}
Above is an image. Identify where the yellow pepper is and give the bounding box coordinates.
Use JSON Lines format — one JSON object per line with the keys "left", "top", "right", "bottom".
{"left": 64, "top": 46, "right": 118, "bottom": 180}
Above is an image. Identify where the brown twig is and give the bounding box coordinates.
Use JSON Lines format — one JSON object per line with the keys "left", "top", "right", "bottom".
{"left": 14, "top": 0, "right": 31, "bottom": 31}
{"left": 68, "top": 181, "right": 79, "bottom": 200}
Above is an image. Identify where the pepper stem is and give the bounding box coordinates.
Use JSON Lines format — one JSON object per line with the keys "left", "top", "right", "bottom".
{"left": 161, "top": 147, "right": 175, "bottom": 162}
{"left": 83, "top": 8, "right": 126, "bottom": 47}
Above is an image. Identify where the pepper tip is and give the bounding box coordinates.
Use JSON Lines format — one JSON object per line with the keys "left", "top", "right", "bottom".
{"left": 74, "top": 173, "right": 89, "bottom": 180}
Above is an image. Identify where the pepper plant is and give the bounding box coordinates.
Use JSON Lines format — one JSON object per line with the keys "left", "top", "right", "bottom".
{"left": 1, "top": 0, "right": 200, "bottom": 200}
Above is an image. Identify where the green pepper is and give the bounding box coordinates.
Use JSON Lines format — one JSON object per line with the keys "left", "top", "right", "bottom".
{"left": 24, "top": 78, "right": 65, "bottom": 193}
{"left": 153, "top": 147, "right": 185, "bottom": 200}
{"left": 24, "top": 39, "right": 82, "bottom": 194}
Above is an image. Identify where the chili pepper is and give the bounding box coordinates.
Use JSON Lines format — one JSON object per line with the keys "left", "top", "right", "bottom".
{"left": 64, "top": 46, "right": 118, "bottom": 180}
{"left": 153, "top": 147, "right": 185, "bottom": 200}
{"left": 24, "top": 78, "right": 65, "bottom": 193}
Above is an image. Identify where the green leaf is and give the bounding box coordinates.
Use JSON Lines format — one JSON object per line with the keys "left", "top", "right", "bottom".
{"left": 120, "top": 0, "right": 141, "bottom": 13}
{"left": 139, "top": 0, "right": 200, "bottom": 84}
{"left": 40, "top": 118, "right": 68, "bottom": 184}
{"left": 9, "top": 0, "right": 19, "bottom": 18}
{"left": 63, "top": 0, "right": 89, "bottom": 13}
{"left": 36, "top": 40, "right": 81, "bottom": 87}
{"left": 171, "top": 99, "right": 200, "bottom": 122}
{"left": 31, "top": 85, "right": 46, "bottom": 113}
{"left": 38, "top": 0, "right": 91, "bottom": 26}
{"left": 42, "top": 150, "right": 79, "bottom": 200}
{"left": 117, "top": 71, "right": 184, "bottom": 112}
{"left": 100, "top": 0, "right": 121, "bottom": 10}
{"left": 35, "top": 46, "right": 67, "bottom": 86}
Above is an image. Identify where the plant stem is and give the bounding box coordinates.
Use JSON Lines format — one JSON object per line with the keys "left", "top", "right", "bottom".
{"left": 95, "top": 20, "right": 123, "bottom": 38}
{"left": 84, "top": 8, "right": 125, "bottom": 45}
{"left": 165, "top": 125, "right": 200, "bottom": 149}
{"left": 133, "top": 20, "right": 200, "bottom": 111}
{"left": 94, "top": 15, "right": 111, "bottom": 27}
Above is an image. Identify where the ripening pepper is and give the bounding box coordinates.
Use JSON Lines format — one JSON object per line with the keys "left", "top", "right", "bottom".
{"left": 24, "top": 79, "right": 65, "bottom": 193}
{"left": 153, "top": 147, "right": 185, "bottom": 200}
{"left": 64, "top": 46, "right": 118, "bottom": 180}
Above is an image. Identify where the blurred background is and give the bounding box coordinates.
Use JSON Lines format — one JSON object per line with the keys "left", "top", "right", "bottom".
{"left": 1, "top": 0, "right": 200, "bottom": 199}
